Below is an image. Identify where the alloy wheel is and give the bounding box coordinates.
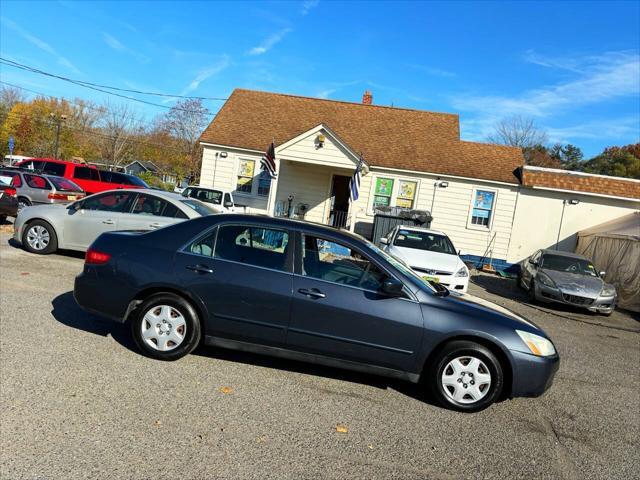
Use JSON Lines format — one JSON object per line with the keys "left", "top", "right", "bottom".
{"left": 26, "top": 225, "right": 50, "bottom": 251}
{"left": 140, "top": 305, "right": 187, "bottom": 352}
{"left": 441, "top": 356, "right": 492, "bottom": 404}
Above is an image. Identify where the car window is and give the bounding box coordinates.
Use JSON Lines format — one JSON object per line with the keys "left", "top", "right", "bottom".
{"left": 540, "top": 254, "right": 598, "bottom": 276}
{"left": 24, "top": 174, "right": 51, "bottom": 190}
{"left": 41, "top": 162, "right": 66, "bottom": 176}
{"left": 392, "top": 230, "right": 456, "bottom": 255}
{"left": 82, "top": 192, "right": 134, "bottom": 212}
{"left": 214, "top": 225, "right": 289, "bottom": 271}
{"left": 302, "top": 235, "right": 387, "bottom": 291}
{"left": 0, "top": 171, "right": 21, "bottom": 187}
{"left": 131, "top": 194, "right": 174, "bottom": 217}
{"left": 48, "top": 177, "right": 83, "bottom": 192}
{"left": 223, "top": 193, "right": 232, "bottom": 206}
{"left": 187, "top": 188, "right": 223, "bottom": 205}
{"left": 180, "top": 199, "right": 216, "bottom": 216}
{"left": 21, "top": 160, "right": 44, "bottom": 171}
{"left": 189, "top": 228, "right": 217, "bottom": 257}
{"left": 73, "top": 166, "right": 100, "bottom": 181}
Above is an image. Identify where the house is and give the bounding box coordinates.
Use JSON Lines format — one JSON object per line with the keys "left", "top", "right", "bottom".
{"left": 124, "top": 160, "right": 177, "bottom": 184}
{"left": 198, "top": 88, "right": 639, "bottom": 269}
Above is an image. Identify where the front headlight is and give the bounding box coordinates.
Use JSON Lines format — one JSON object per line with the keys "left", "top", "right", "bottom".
{"left": 537, "top": 272, "right": 556, "bottom": 288}
{"left": 516, "top": 330, "right": 556, "bottom": 356}
{"left": 455, "top": 266, "right": 468, "bottom": 277}
{"left": 601, "top": 285, "right": 616, "bottom": 296}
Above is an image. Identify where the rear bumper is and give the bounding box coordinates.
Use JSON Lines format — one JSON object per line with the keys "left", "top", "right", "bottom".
{"left": 74, "top": 270, "right": 129, "bottom": 322}
{"left": 510, "top": 350, "right": 560, "bottom": 398}
{"left": 0, "top": 196, "right": 18, "bottom": 217}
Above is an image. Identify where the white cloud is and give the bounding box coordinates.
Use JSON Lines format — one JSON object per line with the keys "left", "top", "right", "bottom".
{"left": 1, "top": 17, "right": 83, "bottom": 75}
{"left": 102, "top": 32, "right": 125, "bottom": 51}
{"left": 301, "top": 0, "right": 319, "bottom": 15}
{"left": 546, "top": 117, "right": 640, "bottom": 143}
{"left": 178, "top": 56, "right": 231, "bottom": 96}
{"left": 248, "top": 28, "right": 292, "bottom": 56}
{"left": 405, "top": 63, "right": 456, "bottom": 78}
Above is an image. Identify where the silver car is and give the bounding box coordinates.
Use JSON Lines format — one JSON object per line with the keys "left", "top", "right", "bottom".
{"left": 0, "top": 169, "right": 85, "bottom": 210}
{"left": 519, "top": 249, "right": 617, "bottom": 315}
{"left": 13, "top": 189, "right": 217, "bottom": 255}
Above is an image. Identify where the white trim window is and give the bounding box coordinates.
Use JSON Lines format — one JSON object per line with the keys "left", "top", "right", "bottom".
{"left": 468, "top": 188, "right": 497, "bottom": 228}
{"left": 235, "top": 158, "right": 272, "bottom": 197}
{"left": 368, "top": 175, "right": 419, "bottom": 214}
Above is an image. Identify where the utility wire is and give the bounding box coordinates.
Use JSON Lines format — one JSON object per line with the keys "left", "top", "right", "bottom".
{"left": 0, "top": 57, "right": 224, "bottom": 113}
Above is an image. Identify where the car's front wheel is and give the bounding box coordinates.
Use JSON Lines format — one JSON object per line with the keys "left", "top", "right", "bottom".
{"left": 428, "top": 340, "right": 504, "bottom": 412}
{"left": 22, "top": 220, "right": 58, "bottom": 254}
{"left": 131, "top": 293, "right": 202, "bottom": 361}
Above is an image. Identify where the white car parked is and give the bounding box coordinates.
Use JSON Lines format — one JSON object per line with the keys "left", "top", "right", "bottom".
{"left": 381, "top": 225, "right": 470, "bottom": 292}
{"left": 180, "top": 186, "right": 236, "bottom": 213}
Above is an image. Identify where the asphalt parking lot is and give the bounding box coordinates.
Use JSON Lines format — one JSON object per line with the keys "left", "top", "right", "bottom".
{"left": 1, "top": 223, "right": 639, "bottom": 480}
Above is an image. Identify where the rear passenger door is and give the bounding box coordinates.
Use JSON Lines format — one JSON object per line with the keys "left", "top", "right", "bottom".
{"left": 71, "top": 166, "right": 102, "bottom": 194}
{"left": 174, "top": 223, "right": 293, "bottom": 347}
{"left": 116, "top": 193, "right": 187, "bottom": 231}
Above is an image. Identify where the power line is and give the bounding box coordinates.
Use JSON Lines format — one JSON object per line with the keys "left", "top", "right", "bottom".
{"left": 0, "top": 57, "right": 225, "bottom": 113}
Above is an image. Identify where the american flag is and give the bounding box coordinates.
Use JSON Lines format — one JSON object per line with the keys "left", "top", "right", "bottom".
{"left": 260, "top": 141, "right": 277, "bottom": 178}
{"left": 349, "top": 154, "right": 364, "bottom": 202}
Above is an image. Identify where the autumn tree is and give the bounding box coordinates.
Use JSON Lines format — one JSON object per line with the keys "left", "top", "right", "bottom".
{"left": 98, "top": 101, "right": 140, "bottom": 166}
{"left": 487, "top": 116, "right": 550, "bottom": 165}
{"left": 0, "top": 85, "right": 25, "bottom": 127}
{"left": 582, "top": 144, "right": 640, "bottom": 179}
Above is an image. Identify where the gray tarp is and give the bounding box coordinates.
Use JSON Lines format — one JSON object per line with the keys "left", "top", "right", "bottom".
{"left": 575, "top": 211, "right": 640, "bottom": 312}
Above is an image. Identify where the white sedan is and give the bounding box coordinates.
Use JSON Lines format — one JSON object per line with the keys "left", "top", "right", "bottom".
{"left": 381, "top": 226, "right": 470, "bottom": 292}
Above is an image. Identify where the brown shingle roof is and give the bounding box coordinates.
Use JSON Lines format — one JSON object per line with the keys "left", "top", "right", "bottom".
{"left": 521, "top": 168, "right": 640, "bottom": 200}
{"left": 200, "top": 89, "right": 523, "bottom": 184}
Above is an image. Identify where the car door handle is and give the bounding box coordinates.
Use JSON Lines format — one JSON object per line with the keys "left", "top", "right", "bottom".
{"left": 149, "top": 222, "right": 162, "bottom": 229}
{"left": 298, "top": 288, "right": 326, "bottom": 299}
{"left": 186, "top": 264, "right": 214, "bottom": 274}
{"left": 102, "top": 219, "right": 115, "bottom": 225}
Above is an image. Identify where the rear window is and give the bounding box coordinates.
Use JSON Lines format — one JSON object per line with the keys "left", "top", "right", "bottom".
{"left": 48, "top": 177, "right": 83, "bottom": 192}
{"left": 0, "top": 170, "right": 21, "bottom": 187}
{"left": 100, "top": 171, "right": 148, "bottom": 187}
{"left": 180, "top": 199, "right": 217, "bottom": 217}
{"left": 186, "top": 188, "right": 223, "bottom": 205}
{"left": 73, "top": 166, "right": 100, "bottom": 181}
{"left": 41, "top": 162, "right": 66, "bottom": 176}
{"left": 24, "top": 174, "right": 50, "bottom": 190}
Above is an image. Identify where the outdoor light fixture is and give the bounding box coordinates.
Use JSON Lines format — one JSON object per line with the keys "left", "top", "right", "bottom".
{"left": 438, "top": 181, "right": 449, "bottom": 188}
{"left": 220, "top": 152, "right": 228, "bottom": 158}
{"left": 565, "top": 199, "right": 579, "bottom": 205}
{"left": 556, "top": 198, "right": 580, "bottom": 249}
{"left": 315, "top": 134, "right": 326, "bottom": 149}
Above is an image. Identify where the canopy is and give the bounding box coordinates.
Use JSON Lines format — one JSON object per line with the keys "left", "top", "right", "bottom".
{"left": 576, "top": 212, "right": 640, "bottom": 312}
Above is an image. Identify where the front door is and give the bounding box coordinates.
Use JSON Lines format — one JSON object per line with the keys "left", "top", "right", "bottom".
{"left": 287, "top": 232, "right": 424, "bottom": 372}
{"left": 329, "top": 175, "right": 351, "bottom": 228}
{"left": 174, "top": 223, "right": 294, "bottom": 346}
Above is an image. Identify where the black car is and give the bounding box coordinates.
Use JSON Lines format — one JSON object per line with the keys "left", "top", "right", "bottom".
{"left": 0, "top": 183, "right": 19, "bottom": 222}
{"left": 74, "top": 214, "right": 559, "bottom": 412}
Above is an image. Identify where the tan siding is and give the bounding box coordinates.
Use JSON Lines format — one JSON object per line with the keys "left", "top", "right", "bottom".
{"left": 278, "top": 130, "right": 357, "bottom": 169}
{"left": 275, "top": 162, "right": 334, "bottom": 223}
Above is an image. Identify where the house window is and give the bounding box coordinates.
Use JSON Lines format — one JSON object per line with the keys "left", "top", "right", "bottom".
{"left": 372, "top": 177, "right": 394, "bottom": 208}
{"left": 470, "top": 189, "right": 495, "bottom": 227}
{"left": 236, "top": 159, "right": 255, "bottom": 193}
{"left": 257, "top": 170, "right": 271, "bottom": 197}
{"left": 396, "top": 180, "right": 417, "bottom": 208}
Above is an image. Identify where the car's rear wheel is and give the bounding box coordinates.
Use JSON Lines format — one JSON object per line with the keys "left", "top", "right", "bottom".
{"left": 22, "top": 220, "right": 58, "bottom": 254}
{"left": 17, "top": 197, "right": 31, "bottom": 210}
{"left": 131, "top": 293, "right": 201, "bottom": 361}
{"left": 428, "top": 340, "right": 503, "bottom": 412}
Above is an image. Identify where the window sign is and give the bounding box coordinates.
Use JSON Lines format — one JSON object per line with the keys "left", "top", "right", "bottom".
{"left": 396, "top": 180, "right": 417, "bottom": 208}
{"left": 373, "top": 177, "right": 394, "bottom": 208}
{"left": 471, "top": 190, "right": 495, "bottom": 227}
{"left": 236, "top": 159, "right": 255, "bottom": 193}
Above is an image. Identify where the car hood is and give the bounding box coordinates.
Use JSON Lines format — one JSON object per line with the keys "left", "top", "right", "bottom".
{"left": 541, "top": 269, "right": 603, "bottom": 295}
{"left": 388, "top": 246, "right": 462, "bottom": 274}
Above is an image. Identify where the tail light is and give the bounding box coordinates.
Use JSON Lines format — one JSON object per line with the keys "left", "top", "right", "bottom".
{"left": 4, "top": 187, "right": 17, "bottom": 197}
{"left": 85, "top": 248, "right": 111, "bottom": 265}
{"left": 48, "top": 193, "right": 71, "bottom": 200}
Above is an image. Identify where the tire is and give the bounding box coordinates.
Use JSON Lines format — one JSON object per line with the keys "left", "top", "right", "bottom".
{"left": 22, "top": 219, "right": 58, "bottom": 254}
{"left": 131, "top": 293, "right": 202, "bottom": 361}
{"left": 17, "top": 197, "right": 31, "bottom": 211}
{"left": 0, "top": 214, "right": 6, "bottom": 224}
{"left": 428, "top": 340, "right": 504, "bottom": 413}
{"left": 516, "top": 272, "right": 525, "bottom": 290}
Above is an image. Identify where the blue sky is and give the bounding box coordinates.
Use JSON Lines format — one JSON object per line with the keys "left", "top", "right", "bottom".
{"left": 1, "top": 0, "right": 639, "bottom": 157}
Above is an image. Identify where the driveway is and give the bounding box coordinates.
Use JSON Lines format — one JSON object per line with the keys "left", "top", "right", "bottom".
{"left": 1, "top": 225, "right": 638, "bottom": 479}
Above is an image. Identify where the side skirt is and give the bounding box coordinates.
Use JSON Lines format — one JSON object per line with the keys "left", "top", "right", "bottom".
{"left": 204, "top": 336, "right": 421, "bottom": 383}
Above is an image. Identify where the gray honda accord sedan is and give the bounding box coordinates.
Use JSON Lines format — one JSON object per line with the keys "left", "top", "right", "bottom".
{"left": 74, "top": 214, "right": 559, "bottom": 412}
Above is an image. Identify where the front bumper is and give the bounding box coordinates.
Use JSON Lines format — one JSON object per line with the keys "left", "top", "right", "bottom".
{"left": 510, "top": 350, "right": 560, "bottom": 398}
{"left": 536, "top": 283, "right": 616, "bottom": 314}
{"left": 417, "top": 272, "right": 469, "bottom": 293}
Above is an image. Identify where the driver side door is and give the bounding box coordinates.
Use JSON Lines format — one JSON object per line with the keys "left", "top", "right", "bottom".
{"left": 286, "top": 232, "right": 424, "bottom": 372}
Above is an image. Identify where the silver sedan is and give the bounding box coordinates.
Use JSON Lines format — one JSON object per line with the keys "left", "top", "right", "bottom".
{"left": 13, "top": 189, "right": 217, "bottom": 254}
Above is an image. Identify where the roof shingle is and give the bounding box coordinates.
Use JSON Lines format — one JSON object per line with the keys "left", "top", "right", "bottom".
{"left": 200, "top": 89, "right": 523, "bottom": 184}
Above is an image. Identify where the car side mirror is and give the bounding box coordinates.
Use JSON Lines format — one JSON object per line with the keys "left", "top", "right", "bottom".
{"left": 381, "top": 278, "right": 403, "bottom": 296}
{"left": 67, "top": 202, "right": 80, "bottom": 211}
{"left": 380, "top": 237, "right": 389, "bottom": 245}
{"left": 224, "top": 201, "right": 234, "bottom": 208}
{"left": 528, "top": 259, "right": 537, "bottom": 266}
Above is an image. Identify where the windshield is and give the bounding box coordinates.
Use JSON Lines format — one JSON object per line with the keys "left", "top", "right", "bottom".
{"left": 363, "top": 241, "right": 437, "bottom": 293}
{"left": 185, "top": 188, "right": 223, "bottom": 205}
{"left": 100, "top": 171, "right": 149, "bottom": 187}
{"left": 180, "top": 199, "right": 218, "bottom": 216}
{"left": 541, "top": 254, "right": 598, "bottom": 277}
{"left": 48, "top": 176, "right": 83, "bottom": 192}
{"left": 392, "top": 230, "right": 457, "bottom": 255}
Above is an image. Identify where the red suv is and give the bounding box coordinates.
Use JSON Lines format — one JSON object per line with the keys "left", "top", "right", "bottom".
{"left": 15, "top": 158, "right": 148, "bottom": 195}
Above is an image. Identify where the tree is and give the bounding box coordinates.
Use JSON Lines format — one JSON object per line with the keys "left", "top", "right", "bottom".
{"left": 488, "top": 115, "right": 548, "bottom": 149}
{"left": 0, "top": 85, "right": 26, "bottom": 127}
{"left": 157, "top": 99, "right": 210, "bottom": 181}
{"left": 98, "top": 102, "right": 139, "bottom": 166}
{"left": 548, "top": 143, "right": 584, "bottom": 170}
{"left": 581, "top": 144, "right": 640, "bottom": 179}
